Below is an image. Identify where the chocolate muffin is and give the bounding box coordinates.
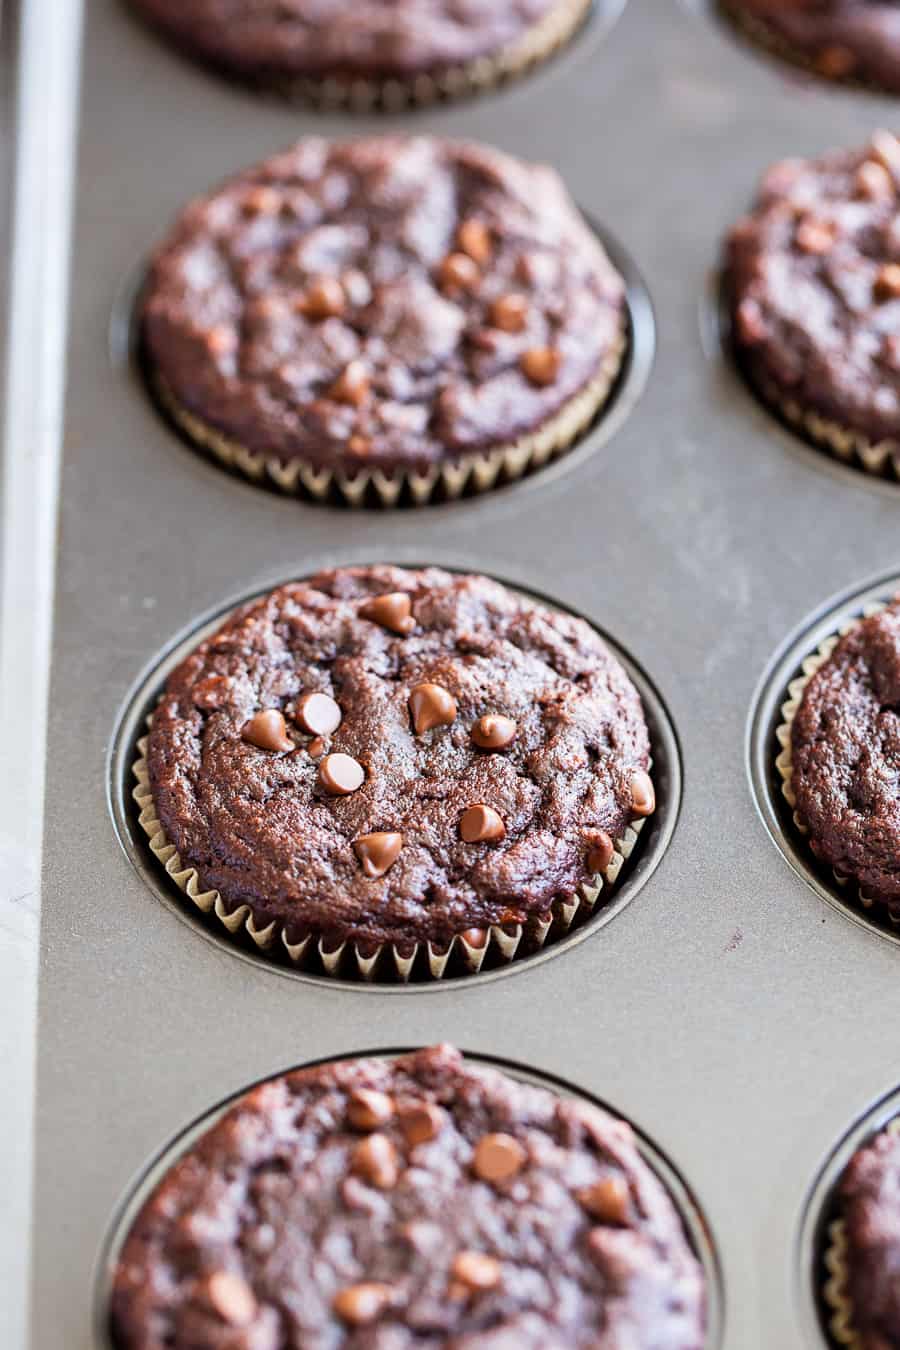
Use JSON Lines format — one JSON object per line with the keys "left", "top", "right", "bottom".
{"left": 722, "top": 1, "right": 900, "bottom": 92}
{"left": 129, "top": 0, "right": 591, "bottom": 106}
{"left": 109, "top": 1045, "right": 707, "bottom": 1349}
{"left": 728, "top": 132, "right": 900, "bottom": 478}
{"left": 134, "top": 566, "right": 655, "bottom": 979}
{"left": 139, "top": 136, "right": 627, "bottom": 506}
{"left": 826, "top": 1120, "right": 900, "bottom": 1348}
{"left": 779, "top": 599, "right": 900, "bottom": 908}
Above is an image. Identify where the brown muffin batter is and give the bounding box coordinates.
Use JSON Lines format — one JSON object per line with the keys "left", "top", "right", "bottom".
{"left": 110, "top": 1046, "right": 706, "bottom": 1349}
{"left": 790, "top": 600, "right": 900, "bottom": 905}
{"left": 145, "top": 567, "right": 653, "bottom": 950}
{"left": 141, "top": 137, "right": 625, "bottom": 476}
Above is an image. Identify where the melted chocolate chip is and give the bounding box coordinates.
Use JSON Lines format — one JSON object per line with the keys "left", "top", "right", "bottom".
{"left": 459, "top": 804, "right": 506, "bottom": 844}
{"left": 242, "top": 709, "right": 293, "bottom": 753}
{"left": 319, "top": 753, "right": 365, "bottom": 795}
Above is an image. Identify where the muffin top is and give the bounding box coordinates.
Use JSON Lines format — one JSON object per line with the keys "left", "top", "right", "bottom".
{"left": 109, "top": 1045, "right": 706, "bottom": 1350}
{"left": 141, "top": 136, "right": 625, "bottom": 474}
{"left": 131, "top": 0, "right": 578, "bottom": 82}
{"left": 727, "top": 131, "right": 900, "bottom": 444}
{"left": 726, "top": 1, "right": 900, "bottom": 90}
{"left": 839, "top": 1123, "right": 900, "bottom": 1348}
{"left": 790, "top": 600, "right": 900, "bottom": 903}
{"left": 145, "top": 566, "right": 652, "bottom": 950}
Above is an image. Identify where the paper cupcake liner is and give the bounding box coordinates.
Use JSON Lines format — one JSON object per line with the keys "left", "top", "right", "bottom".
{"left": 822, "top": 1116, "right": 900, "bottom": 1348}
{"left": 243, "top": 0, "right": 592, "bottom": 110}
{"left": 131, "top": 723, "right": 651, "bottom": 982}
{"left": 719, "top": 1, "right": 891, "bottom": 94}
{"left": 150, "top": 324, "right": 627, "bottom": 508}
{"left": 758, "top": 376, "right": 900, "bottom": 482}
{"left": 775, "top": 599, "right": 892, "bottom": 916}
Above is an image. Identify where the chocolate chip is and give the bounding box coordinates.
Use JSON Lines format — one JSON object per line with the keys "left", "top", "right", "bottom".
{"left": 874, "top": 263, "right": 900, "bottom": 302}
{"left": 398, "top": 1100, "right": 444, "bottom": 1146}
{"left": 473, "top": 1132, "right": 526, "bottom": 1183}
{"left": 409, "top": 683, "right": 457, "bottom": 735}
{"left": 359, "top": 592, "right": 415, "bottom": 635}
{"left": 296, "top": 691, "right": 342, "bottom": 736}
{"left": 520, "top": 347, "right": 561, "bottom": 386}
{"left": 351, "top": 1133, "right": 399, "bottom": 1189}
{"left": 333, "top": 1282, "right": 395, "bottom": 1326}
{"left": 471, "top": 714, "right": 517, "bottom": 750}
{"left": 814, "top": 43, "right": 856, "bottom": 78}
{"left": 347, "top": 1089, "right": 395, "bottom": 1131}
{"left": 192, "top": 674, "right": 233, "bottom": 709}
{"left": 308, "top": 736, "right": 326, "bottom": 758}
{"left": 299, "top": 277, "right": 345, "bottom": 320}
{"left": 586, "top": 829, "right": 614, "bottom": 875}
{"left": 206, "top": 325, "right": 237, "bottom": 357}
{"left": 460, "top": 805, "right": 506, "bottom": 844}
{"left": 856, "top": 161, "right": 894, "bottom": 201}
{"left": 328, "top": 359, "right": 370, "bottom": 406}
{"left": 456, "top": 218, "right": 492, "bottom": 265}
{"left": 242, "top": 185, "right": 281, "bottom": 215}
{"left": 438, "top": 252, "right": 481, "bottom": 294}
{"left": 795, "top": 219, "right": 835, "bottom": 255}
{"left": 577, "top": 1176, "right": 631, "bottom": 1226}
{"left": 319, "top": 753, "right": 365, "bottom": 796}
{"left": 451, "top": 1251, "right": 502, "bottom": 1292}
{"left": 354, "top": 832, "right": 403, "bottom": 878}
{"left": 489, "top": 293, "right": 528, "bottom": 333}
{"left": 206, "top": 1271, "right": 257, "bottom": 1326}
{"left": 872, "top": 130, "right": 900, "bottom": 173}
{"left": 629, "top": 771, "right": 655, "bottom": 817}
{"left": 241, "top": 710, "right": 293, "bottom": 753}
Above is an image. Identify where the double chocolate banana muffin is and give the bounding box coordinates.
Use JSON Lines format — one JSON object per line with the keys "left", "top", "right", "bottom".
{"left": 728, "top": 132, "right": 900, "bottom": 475}
{"left": 140, "top": 136, "right": 627, "bottom": 505}
{"left": 137, "top": 566, "right": 654, "bottom": 973}
{"left": 722, "top": 1, "right": 900, "bottom": 92}
{"left": 786, "top": 599, "right": 900, "bottom": 907}
{"left": 109, "top": 1045, "right": 707, "bottom": 1348}
{"left": 828, "top": 1121, "right": 900, "bottom": 1349}
{"left": 129, "top": 0, "right": 591, "bottom": 104}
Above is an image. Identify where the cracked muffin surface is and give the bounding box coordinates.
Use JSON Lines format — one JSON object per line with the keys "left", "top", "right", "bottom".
{"left": 838, "top": 1124, "right": 900, "bottom": 1349}
{"left": 790, "top": 599, "right": 900, "bottom": 903}
{"left": 723, "top": 1, "right": 900, "bottom": 91}
{"left": 110, "top": 1045, "right": 706, "bottom": 1350}
{"left": 727, "top": 132, "right": 900, "bottom": 447}
{"left": 131, "top": 0, "right": 586, "bottom": 83}
{"left": 145, "top": 566, "right": 652, "bottom": 949}
{"left": 140, "top": 136, "right": 625, "bottom": 476}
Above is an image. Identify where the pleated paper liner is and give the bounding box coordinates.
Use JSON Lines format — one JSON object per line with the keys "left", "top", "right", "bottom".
{"left": 718, "top": 0, "right": 895, "bottom": 95}
{"left": 200, "top": 0, "right": 592, "bottom": 111}
{"left": 822, "top": 1116, "right": 900, "bottom": 1349}
{"left": 742, "top": 367, "right": 900, "bottom": 483}
{"left": 150, "top": 324, "right": 627, "bottom": 508}
{"left": 132, "top": 727, "right": 650, "bottom": 983}
{"left": 775, "top": 599, "right": 894, "bottom": 921}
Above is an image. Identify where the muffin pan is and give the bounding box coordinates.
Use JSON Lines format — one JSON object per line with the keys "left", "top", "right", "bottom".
{"left": 11, "top": 0, "right": 900, "bottom": 1346}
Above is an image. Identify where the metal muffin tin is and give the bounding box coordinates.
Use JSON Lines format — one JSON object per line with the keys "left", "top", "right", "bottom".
{"left": 9, "top": 0, "right": 900, "bottom": 1345}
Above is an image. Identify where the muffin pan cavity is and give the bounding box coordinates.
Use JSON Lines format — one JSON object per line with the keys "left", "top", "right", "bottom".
{"left": 798, "top": 1084, "right": 900, "bottom": 1349}
{"left": 108, "top": 571, "right": 681, "bottom": 989}
{"left": 93, "top": 1048, "right": 724, "bottom": 1350}
{"left": 111, "top": 221, "right": 655, "bottom": 510}
{"left": 748, "top": 570, "right": 900, "bottom": 948}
